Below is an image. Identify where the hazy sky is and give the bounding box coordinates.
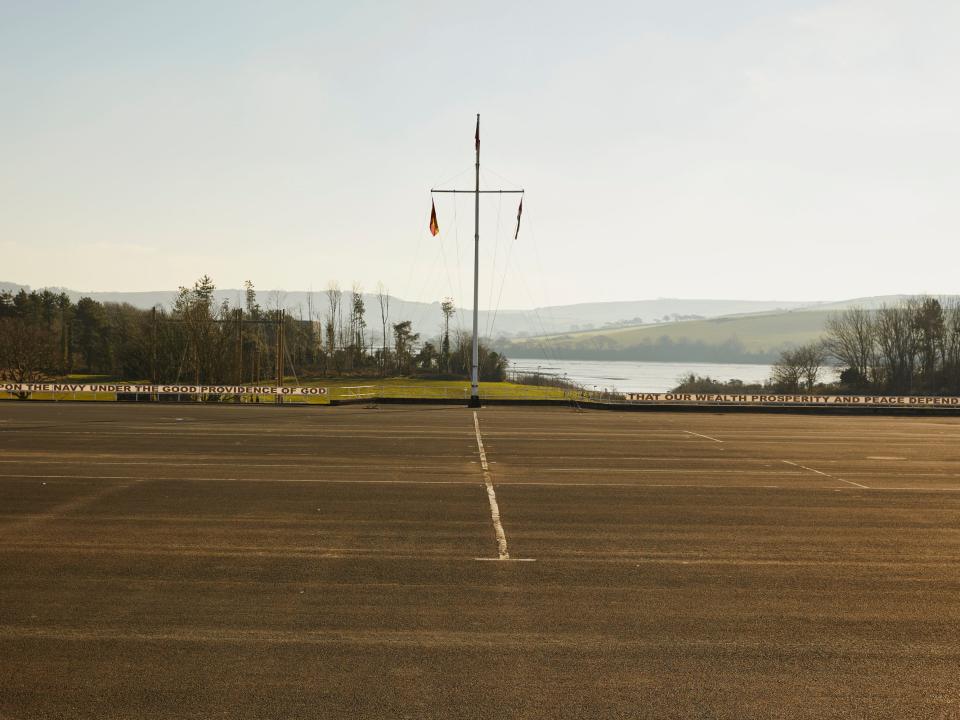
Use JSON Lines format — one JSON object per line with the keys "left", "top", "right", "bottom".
{"left": 2, "top": 1, "right": 958, "bottom": 310}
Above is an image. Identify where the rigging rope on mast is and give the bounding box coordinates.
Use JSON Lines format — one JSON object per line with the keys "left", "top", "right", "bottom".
{"left": 484, "top": 187, "right": 504, "bottom": 339}
{"left": 430, "top": 164, "right": 474, "bottom": 335}
{"left": 402, "top": 165, "right": 471, "bottom": 318}
{"left": 400, "top": 205, "right": 433, "bottom": 312}
{"left": 487, "top": 221, "right": 518, "bottom": 340}
{"left": 480, "top": 165, "right": 522, "bottom": 341}
{"left": 438, "top": 212, "right": 465, "bottom": 338}
{"left": 450, "top": 190, "right": 466, "bottom": 337}
{"left": 525, "top": 212, "right": 570, "bottom": 365}
{"left": 410, "top": 193, "right": 466, "bottom": 340}
{"left": 408, "top": 222, "right": 448, "bottom": 335}
{"left": 492, "top": 205, "right": 579, "bottom": 396}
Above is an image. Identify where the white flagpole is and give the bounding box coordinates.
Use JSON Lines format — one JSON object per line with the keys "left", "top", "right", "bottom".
{"left": 470, "top": 114, "right": 481, "bottom": 407}
{"left": 430, "top": 117, "right": 522, "bottom": 408}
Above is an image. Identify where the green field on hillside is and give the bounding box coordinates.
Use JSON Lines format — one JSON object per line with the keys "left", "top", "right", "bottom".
{"left": 500, "top": 310, "right": 831, "bottom": 361}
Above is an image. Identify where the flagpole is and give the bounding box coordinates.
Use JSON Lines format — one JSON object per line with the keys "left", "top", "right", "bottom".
{"left": 469, "top": 114, "right": 481, "bottom": 407}
{"left": 430, "top": 117, "right": 522, "bottom": 409}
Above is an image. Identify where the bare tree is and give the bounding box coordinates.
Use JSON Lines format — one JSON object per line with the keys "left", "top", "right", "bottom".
{"left": 0, "top": 317, "right": 58, "bottom": 384}
{"left": 440, "top": 297, "right": 455, "bottom": 373}
{"left": 772, "top": 342, "right": 826, "bottom": 392}
{"left": 324, "top": 282, "right": 340, "bottom": 373}
{"left": 771, "top": 352, "right": 803, "bottom": 392}
{"left": 243, "top": 280, "right": 263, "bottom": 382}
{"left": 306, "top": 289, "right": 322, "bottom": 369}
{"left": 876, "top": 303, "right": 917, "bottom": 393}
{"left": 268, "top": 290, "right": 287, "bottom": 315}
{"left": 243, "top": 280, "right": 260, "bottom": 316}
{"left": 944, "top": 300, "right": 960, "bottom": 393}
{"left": 824, "top": 307, "right": 877, "bottom": 388}
{"left": 393, "top": 320, "right": 419, "bottom": 375}
{"left": 794, "top": 342, "right": 827, "bottom": 390}
{"left": 377, "top": 283, "right": 390, "bottom": 375}
{"left": 350, "top": 283, "right": 366, "bottom": 367}
{"left": 174, "top": 275, "right": 233, "bottom": 384}
{"left": 913, "top": 297, "right": 945, "bottom": 393}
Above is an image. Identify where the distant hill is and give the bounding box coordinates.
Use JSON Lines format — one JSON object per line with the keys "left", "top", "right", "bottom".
{"left": 4, "top": 281, "right": 950, "bottom": 361}
{"left": 497, "top": 309, "right": 835, "bottom": 363}
{"left": 800, "top": 295, "right": 915, "bottom": 311}
{"left": 487, "top": 298, "right": 813, "bottom": 336}
{"left": 0, "top": 281, "right": 29, "bottom": 294}
{"left": 1, "top": 280, "right": 814, "bottom": 339}
{"left": 497, "top": 295, "right": 960, "bottom": 363}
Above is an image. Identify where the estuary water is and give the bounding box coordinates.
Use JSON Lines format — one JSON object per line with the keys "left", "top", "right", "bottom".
{"left": 507, "top": 358, "right": 776, "bottom": 394}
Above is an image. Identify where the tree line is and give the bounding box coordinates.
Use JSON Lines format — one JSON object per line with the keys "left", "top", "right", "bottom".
{"left": 771, "top": 297, "right": 960, "bottom": 394}
{"left": 0, "top": 276, "right": 507, "bottom": 384}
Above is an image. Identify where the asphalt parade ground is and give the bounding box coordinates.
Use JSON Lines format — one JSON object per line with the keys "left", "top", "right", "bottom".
{"left": 1, "top": 402, "right": 959, "bottom": 719}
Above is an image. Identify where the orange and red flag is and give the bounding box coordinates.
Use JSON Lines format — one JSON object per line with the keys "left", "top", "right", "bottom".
{"left": 429, "top": 199, "right": 440, "bottom": 236}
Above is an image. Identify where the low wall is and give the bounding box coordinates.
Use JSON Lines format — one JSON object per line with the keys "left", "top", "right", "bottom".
{"left": 3, "top": 382, "right": 960, "bottom": 415}
{"left": 621, "top": 392, "right": 960, "bottom": 409}
{"left": 0, "top": 382, "right": 328, "bottom": 397}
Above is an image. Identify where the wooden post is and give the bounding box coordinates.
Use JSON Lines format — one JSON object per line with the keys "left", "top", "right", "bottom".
{"left": 276, "top": 310, "right": 284, "bottom": 404}
{"left": 151, "top": 307, "right": 158, "bottom": 385}
{"left": 236, "top": 308, "right": 243, "bottom": 385}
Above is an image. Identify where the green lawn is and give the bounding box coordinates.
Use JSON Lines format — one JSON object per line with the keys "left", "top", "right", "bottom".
{"left": 0, "top": 377, "right": 576, "bottom": 404}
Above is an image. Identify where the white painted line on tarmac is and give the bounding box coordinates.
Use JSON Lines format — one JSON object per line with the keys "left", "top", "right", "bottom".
{"left": 473, "top": 557, "right": 536, "bottom": 562}
{"left": 0, "top": 480, "right": 144, "bottom": 535}
{"left": 525, "top": 468, "right": 799, "bottom": 475}
{"left": 867, "top": 486, "right": 960, "bottom": 491}
{"left": 782, "top": 460, "right": 869, "bottom": 489}
{"left": 683, "top": 431, "right": 723, "bottom": 443}
{"left": 496, "top": 482, "right": 813, "bottom": 488}
{"left": 474, "top": 411, "right": 510, "bottom": 561}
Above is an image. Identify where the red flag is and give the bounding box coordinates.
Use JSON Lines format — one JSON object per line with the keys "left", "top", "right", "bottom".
{"left": 475, "top": 116, "right": 480, "bottom": 154}
{"left": 429, "top": 199, "right": 440, "bottom": 236}
{"left": 514, "top": 197, "right": 523, "bottom": 240}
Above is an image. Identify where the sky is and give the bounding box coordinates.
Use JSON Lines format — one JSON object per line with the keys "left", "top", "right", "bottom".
{"left": 2, "top": 0, "right": 959, "bottom": 310}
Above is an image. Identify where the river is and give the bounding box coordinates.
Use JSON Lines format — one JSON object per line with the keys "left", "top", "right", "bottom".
{"left": 507, "top": 359, "right": 778, "bottom": 393}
